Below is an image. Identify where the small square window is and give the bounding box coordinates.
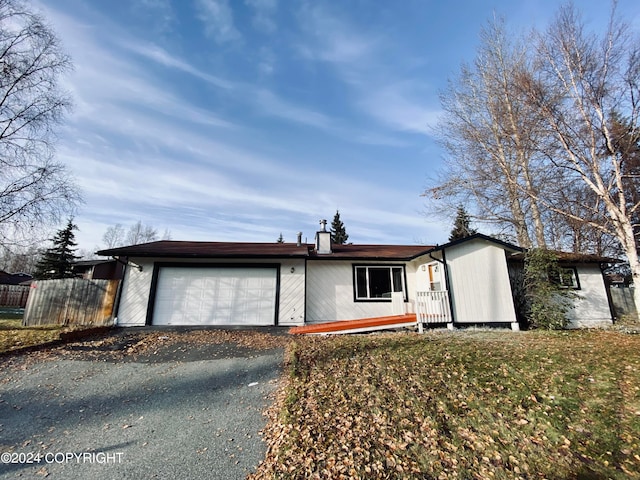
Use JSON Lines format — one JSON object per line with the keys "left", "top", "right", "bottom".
{"left": 550, "top": 266, "right": 580, "bottom": 289}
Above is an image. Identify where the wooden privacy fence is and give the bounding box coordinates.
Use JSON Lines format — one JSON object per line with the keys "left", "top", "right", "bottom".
{"left": 0, "top": 284, "right": 31, "bottom": 308}
{"left": 23, "top": 278, "right": 120, "bottom": 327}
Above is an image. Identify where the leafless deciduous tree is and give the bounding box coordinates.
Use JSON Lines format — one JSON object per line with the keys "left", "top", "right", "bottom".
{"left": 102, "top": 221, "right": 171, "bottom": 248}
{"left": 102, "top": 223, "right": 125, "bottom": 249}
{"left": 428, "top": 2, "right": 640, "bottom": 317}
{"left": 0, "top": 243, "right": 41, "bottom": 272}
{"left": 125, "top": 221, "right": 159, "bottom": 246}
{"left": 0, "top": 0, "right": 79, "bottom": 244}
{"left": 518, "top": 3, "right": 640, "bottom": 315}
{"left": 426, "top": 18, "right": 549, "bottom": 248}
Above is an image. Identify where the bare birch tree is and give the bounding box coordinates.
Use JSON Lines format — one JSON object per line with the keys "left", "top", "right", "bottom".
{"left": 125, "top": 220, "right": 158, "bottom": 245}
{"left": 102, "top": 221, "right": 171, "bottom": 248}
{"left": 102, "top": 223, "right": 125, "bottom": 249}
{"left": 0, "top": 0, "right": 79, "bottom": 244}
{"left": 426, "top": 19, "right": 549, "bottom": 248}
{"left": 545, "top": 183, "right": 617, "bottom": 255}
{"left": 517, "top": 3, "right": 640, "bottom": 316}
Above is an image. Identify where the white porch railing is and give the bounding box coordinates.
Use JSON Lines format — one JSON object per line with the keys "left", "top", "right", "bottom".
{"left": 415, "top": 290, "right": 452, "bottom": 332}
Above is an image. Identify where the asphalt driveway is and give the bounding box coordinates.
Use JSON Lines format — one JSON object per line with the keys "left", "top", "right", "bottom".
{"left": 0, "top": 329, "right": 289, "bottom": 480}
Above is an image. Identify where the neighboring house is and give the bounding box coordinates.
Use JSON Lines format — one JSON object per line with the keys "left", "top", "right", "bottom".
{"left": 71, "top": 259, "right": 125, "bottom": 280}
{"left": 96, "top": 229, "right": 618, "bottom": 330}
{"left": 0, "top": 270, "right": 33, "bottom": 285}
{"left": 0, "top": 271, "right": 33, "bottom": 308}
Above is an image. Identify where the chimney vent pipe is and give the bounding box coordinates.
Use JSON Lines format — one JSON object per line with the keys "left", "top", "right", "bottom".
{"left": 316, "top": 220, "right": 332, "bottom": 254}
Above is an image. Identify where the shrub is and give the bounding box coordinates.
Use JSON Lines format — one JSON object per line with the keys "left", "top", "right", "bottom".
{"left": 524, "top": 249, "right": 575, "bottom": 329}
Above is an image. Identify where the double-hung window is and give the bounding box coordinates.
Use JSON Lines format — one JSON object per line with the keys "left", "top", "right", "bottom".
{"left": 354, "top": 265, "right": 406, "bottom": 301}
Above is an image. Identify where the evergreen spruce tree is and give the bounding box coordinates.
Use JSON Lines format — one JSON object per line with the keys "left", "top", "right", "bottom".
{"left": 449, "top": 205, "right": 477, "bottom": 241}
{"left": 331, "top": 210, "right": 349, "bottom": 244}
{"left": 35, "top": 219, "right": 80, "bottom": 279}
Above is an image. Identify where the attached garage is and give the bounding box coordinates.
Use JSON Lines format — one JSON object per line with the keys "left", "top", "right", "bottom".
{"left": 150, "top": 265, "right": 279, "bottom": 326}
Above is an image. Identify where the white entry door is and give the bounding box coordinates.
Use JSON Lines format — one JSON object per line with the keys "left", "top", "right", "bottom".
{"left": 152, "top": 266, "right": 278, "bottom": 326}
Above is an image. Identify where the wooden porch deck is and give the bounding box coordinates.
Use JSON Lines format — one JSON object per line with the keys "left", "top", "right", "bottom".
{"left": 289, "top": 314, "right": 417, "bottom": 335}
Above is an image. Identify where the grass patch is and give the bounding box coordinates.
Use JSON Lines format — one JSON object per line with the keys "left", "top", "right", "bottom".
{"left": 0, "top": 317, "right": 69, "bottom": 353}
{"left": 252, "top": 330, "right": 640, "bottom": 479}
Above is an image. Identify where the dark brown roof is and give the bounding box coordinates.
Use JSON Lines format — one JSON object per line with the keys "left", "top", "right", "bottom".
{"left": 97, "top": 241, "right": 312, "bottom": 258}
{"left": 96, "top": 241, "right": 435, "bottom": 260}
{"left": 508, "top": 251, "right": 621, "bottom": 264}
{"left": 311, "top": 243, "right": 435, "bottom": 260}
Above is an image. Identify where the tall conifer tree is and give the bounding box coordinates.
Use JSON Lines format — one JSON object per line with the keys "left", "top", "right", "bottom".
{"left": 331, "top": 210, "right": 349, "bottom": 244}
{"left": 35, "top": 219, "right": 80, "bottom": 279}
{"left": 449, "top": 205, "right": 477, "bottom": 241}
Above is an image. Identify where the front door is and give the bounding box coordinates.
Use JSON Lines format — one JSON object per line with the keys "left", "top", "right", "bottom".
{"left": 427, "top": 262, "right": 443, "bottom": 291}
{"left": 417, "top": 261, "right": 444, "bottom": 292}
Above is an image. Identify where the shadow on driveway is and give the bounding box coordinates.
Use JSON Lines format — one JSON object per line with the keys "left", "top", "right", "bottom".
{"left": 0, "top": 329, "right": 289, "bottom": 480}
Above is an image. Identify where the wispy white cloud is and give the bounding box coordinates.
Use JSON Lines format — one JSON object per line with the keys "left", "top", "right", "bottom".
{"left": 34, "top": 0, "right": 439, "bottom": 250}
{"left": 292, "top": 4, "right": 439, "bottom": 136}
{"left": 252, "top": 89, "right": 333, "bottom": 129}
{"left": 351, "top": 132, "right": 411, "bottom": 148}
{"left": 248, "top": 87, "right": 413, "bottom": 145}
{"left": 46, "top": 2, "right": 400, "bottom": 146}
{"left": 68, "top": 54, "right": 234, "bottom": 132}
{"left": 360, "top": 83, "right": 441, "bottom": 135}
{"left": 131, "top": 0, "right": 176, "bottom": 34}
{"left": 296, "top": 3, "right": 378, "bottom": 66}
{"left": 195, "top": 0, "right": 241, "bottom": 44}
{"left": 59, "top": 131, "right": 428, "bottom": 246}
{"left": 245, "top": 0, "right": 278, "bottom": 34}
{"left": 256, "top": 46, "right": 276, "bottom": 76}
{"left": 122, "top": 42, "right": 234, "bottom": 89}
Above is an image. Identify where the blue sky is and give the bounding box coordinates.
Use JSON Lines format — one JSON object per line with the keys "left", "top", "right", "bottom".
{"left": 35, "top": 0, "right": 640, "bottom": 251}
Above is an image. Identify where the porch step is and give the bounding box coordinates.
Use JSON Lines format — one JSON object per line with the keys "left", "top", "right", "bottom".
{"left": 289, "top": 314, "right": 417, "bottom": 335}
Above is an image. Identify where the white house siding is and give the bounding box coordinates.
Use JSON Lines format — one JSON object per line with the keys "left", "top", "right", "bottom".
{"left": 114, "top": 257, "right": 306, "bottom": 326}
{"left": 566, "top": 264, "right": 613, "bottom": 328}
{"left": 115, "top": 259, "right": 154, "bottom": 327}
{"left": 445, "top": 241, "right": 517, "bottom": 324}
{"left": 276, "top": 259, "right": 306, "bottom": 325}
{"left": 305, "top": 260, "right": 415, "bottom": 323}
{"left": 405, "top": 258, "right": 424, "bottom": 301}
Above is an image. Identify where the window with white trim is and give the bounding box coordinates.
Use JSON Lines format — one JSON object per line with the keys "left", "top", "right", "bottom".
{"left": 354, "top": 265, "right": 406, "bottom": 301}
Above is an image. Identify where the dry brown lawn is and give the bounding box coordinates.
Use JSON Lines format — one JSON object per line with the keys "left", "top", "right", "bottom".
{"left": 252, "top": 329, "right": 640, "bottom": 479}
{"left": 0, "top": 318, "right": 71, "bottom": 353}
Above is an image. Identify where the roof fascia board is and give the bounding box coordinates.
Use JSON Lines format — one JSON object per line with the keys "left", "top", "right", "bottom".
{"left": 425, "top": 233, "right": 524, "bottom": 255}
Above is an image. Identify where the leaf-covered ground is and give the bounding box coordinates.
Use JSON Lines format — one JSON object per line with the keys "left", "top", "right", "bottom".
{"left": 251, "top": 330, "right": 640, "bottom": 479}
{"left": 0, "top": 319, "right": 69, "bottom": 353}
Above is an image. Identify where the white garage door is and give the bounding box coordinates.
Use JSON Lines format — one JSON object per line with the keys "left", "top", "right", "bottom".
{"left": 152, "top": 267, "right": 278, "bottom": 326}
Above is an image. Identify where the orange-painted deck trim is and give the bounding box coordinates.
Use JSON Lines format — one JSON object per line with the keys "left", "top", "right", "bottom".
{"left": 289, "top": 314, "right": 417, "bottom": 335}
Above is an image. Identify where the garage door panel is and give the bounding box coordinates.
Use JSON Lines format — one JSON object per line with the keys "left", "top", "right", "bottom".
{"left": 153, "top": 267, "right": 277, "bottom": 326}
